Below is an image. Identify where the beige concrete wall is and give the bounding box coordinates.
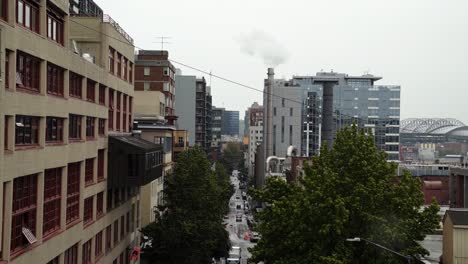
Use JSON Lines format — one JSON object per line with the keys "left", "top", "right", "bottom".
{"left": 134, "top": 91, "right": 165, "bottom": 118}
{"left": 0, "top": 0, "right": 139, "bottom": 263}
{"left": 453, "top": 226, "right": 468, "bottom": 263}
{"left": 443, "top": 216, "right": 454, "bottom": 264}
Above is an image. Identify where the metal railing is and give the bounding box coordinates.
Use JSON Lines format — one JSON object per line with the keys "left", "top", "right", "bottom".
{"left": 103, "top": 14, "right": 134, "bottom": 44}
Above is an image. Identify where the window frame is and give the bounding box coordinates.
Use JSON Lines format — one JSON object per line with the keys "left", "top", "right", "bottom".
{"left": 86, "top": 79, "right": 96, "bottom": 102}
{"left": 15, "top": 115, "right": 40, "bottom": 146}
{"left": 69, "top": 72, "right": 83, "bottom": 98}
{"left": 105, "top": 225, "right": 112, "bottom": 253}
{"left": 5, "top": 50, "right": 10, "bottom": 89}
{"left": 113, "top": 219, "right": 119, "bottom": 244}
{"left": 1, "top": 0, "right": 7, "bottom": 21}
{"left": 66, "top": 162, "right": 80, "bottom": 224}
{"left": 43, "top": 168, "right": 62, "bottom": 236}
{"left": 82, "top": 239, "right": 92, "bottom": 264}
{"left": 46, "top": 3, "right": 64, "bottom": 45}
{"left": 85, "top": 158, "right": 94, "bottom": 185}
{"left": 83, "top": 196, "right": 93, "bottom": 225}
{"left": 95, "top": 231, "right": 103, "bottom": 258}
{"left": 99, "top": 85, "right": 106, "bottom": 105}
{"left": 96, "top": 192, "right": 104, "bottom": 217}
{"left": 129, "top": 62, "right": 133, "bottom": 83}
{"left": 46, "top": 117, "right": 64, "bottom": 143}
{"left": 116, "top": 53, "right": 122, "bottom": 77}
{"left": 64, "top": 244, "right": 78, "bottom": 264}
{"left": 11, "top": 173, "right": 38, "bottom": 253}
{"left": 98, "top": 118, "right": 106, "bottom": 136}
{"left": 108, "top": 47, "right": 115, "bottom": 74}
{"left": 46, "top": 62, "right": 64, "bottom": 96}
{"left": 98, "top": 149, "right": 105, "bottom": 181}
{"left": 16, "top": 0, "right": 39, "bottom": 33}
{"left": 16, "top": 51, "right": 41, "bottom": 92}
{"left": 116, "top": 92, "right": 121, "bottom": 131}
{"left": 86, "top": 116, "right": 95, "bottom": 138}
{"left": 68, "top": 114, "right": 82, "bottom": 140}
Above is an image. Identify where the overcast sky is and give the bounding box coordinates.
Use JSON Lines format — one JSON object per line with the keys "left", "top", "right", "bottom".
{"left": 95, "top": 0, "right": 468, "bottom": 123}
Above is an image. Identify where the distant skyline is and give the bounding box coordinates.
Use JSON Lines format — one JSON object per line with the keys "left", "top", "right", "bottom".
{"left": 94, "top": 0, "right": 468, "bottom": 123}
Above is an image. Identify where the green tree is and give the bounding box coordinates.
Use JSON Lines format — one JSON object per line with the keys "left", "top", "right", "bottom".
{"left": 141, "top": 147, "right": 231, "bottom": 264}
{"left": 250, "top": 125, "right": 440, "bottom": 264}
{"left": 220, "top": 142, "right": 243, "bottom": 172}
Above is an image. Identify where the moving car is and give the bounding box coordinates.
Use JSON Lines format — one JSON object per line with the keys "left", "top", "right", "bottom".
{"left": 250, "top": 232, "right": 261, "bottom": 243}
{"left": 227, "top": 246, "right": 241, "bottom": 264}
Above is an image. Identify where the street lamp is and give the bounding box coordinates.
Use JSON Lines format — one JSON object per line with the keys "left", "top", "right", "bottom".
{"left": 345, "top": 237, "right": 412, "bottom": 264}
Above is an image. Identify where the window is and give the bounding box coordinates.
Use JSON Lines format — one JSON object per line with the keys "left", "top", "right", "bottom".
{"left": 116, "top": 53, "right": 122, "bottom": 77}
{"left": 108, "top": 89, "right": 114, "bottom": 130}
{"left": 47, "top": 256, "right": 60, "bottom": 264}
{"left": 66, "top": 162, "right": 80, "bottom": 224}
{"left": 64, "top": 244, "right": 78, "bottom": 264}
{"left": 69, "top": 114, "right": 82, "bottom": 139}
{"left": 119, "top": 253, "right": 124, "bottom": 264}
{"left": 290, "top": 108, "right": 293, "bottom": 116}
{"left": 144, "top": 67, "right": 150, "bottom": 76}
{"left": 129, "top": 62, "right": 133, "bottom": 83}
{"left": 143, "top": 82, "right": 150, "bottom": 91}
{"left": 86, "top": 79, "right": 95, "bottom": 102}
{"left": 4, "top": 116, "right": 9, "bottom": 150}
{"left": 109, "top": 47, "right": 115, "bottom": 74}
{"left": 126, "top": 211, "right": 130, "bottom": 233}
{"left": 82, "top": 239, "right": 92, "bottom": 264}
{"left": 120, "top": 215, "right": 125, "bottom": 239}
{"left": 1, "top": 0, "right": 7, "bottom": 20}
{"left": 129, "top": 97, "right": 133, "bottom": 131}
{"left": 69, "top": 72, "right": 82, "bottom": 98}
{"left": 289, "top": 125, "right": 293, "bottom": 145}
{"left": 15, "top": 115, "right": 39, "bottom": 146}
{"left": 98, "top": 119, "right": 106, "bottom": 136}
{"left": 83, "top": 196, "right": 93, "bottom": 225}
{"left": 46, "top": 117, "right": 64, "bottom": 142}
{"left": 5, "top": 50, "right": 10, "bottom": 89}
{"left": 282, "top": 98, "right": 285, "bottom": 107}
{"left": 123, "top": 95, "right": 127, "bottom": 132}
{"left": 107, "top": 190, "right": 113, "bottom": 210}
{"left": 16, "top": 51, "right": 40, "bottom": 92}
{"left": 123, "top": 57, "right": 127, "bottom": 80}
{"left": 95, "top": 231, "right": 103, "bottom": 258}
{"left": 86, "top": 117, "right": 95, "bottom": 138}
{"left": 163, "top": 67, "right": 168, "bottom": 76}
{"left": 116, "top": 92, "right": 121, "bottom": 131}
{"left": 47, "top": 63, "right": 64, "bottom": 96}
{"left": 113, "top": 219, "right": 119, "bottom": 244}
{"left": 43, "top": 168, "right": 61, "bottom": 236}
{"left": 273, "top": 107, "right": 276, "bottom": 116}
{"left": 11, "top": 174, "right": 37, "bottom": 253}
{"left": 97, "top": 192, "right": 104, "bottom": 217}
{"left": 98, "top": 149, "right": 105, "bottom": 180}
{"left": 105, "top": 225, "right": 112, "bottom": 253}
{"left": 16, "top": 0, "right": 39, "bottom": 33}
{"left": 99, "top": 85, "right": 106, "bottom": 105}
{"left": 85, "top": 158, "right": 94, "bottom": 185}
{"left": 47, "top": 4, "right": 64, "bottom": 45}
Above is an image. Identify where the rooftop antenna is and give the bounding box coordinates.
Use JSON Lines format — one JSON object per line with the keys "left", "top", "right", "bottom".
{"left": 154, "top": 36, "right": 171, "bottom": 50}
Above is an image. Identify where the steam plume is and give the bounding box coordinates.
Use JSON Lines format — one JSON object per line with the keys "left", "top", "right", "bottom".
{"left": 237, "top": 30, "right": 289, "bottom": 67}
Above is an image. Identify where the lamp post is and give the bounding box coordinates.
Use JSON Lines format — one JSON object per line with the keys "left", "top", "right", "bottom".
{"left": 345, "top": 237, "right": 412, "bottom": 264}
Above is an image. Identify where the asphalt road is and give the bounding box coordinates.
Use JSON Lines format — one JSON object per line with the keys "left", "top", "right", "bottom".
{"left": 221, "top": 173, "right": 255, "bottom": 264}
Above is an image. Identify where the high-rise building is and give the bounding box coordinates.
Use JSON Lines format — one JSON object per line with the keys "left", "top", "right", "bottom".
{"left": 0, "top": 2, "right": 156, "bottom": 263}
{"left": 222, "top": 110, "right": 240, "bottom": 136}
{"left": 174, "top": 75, "right": 212, "bottom": 152}
{"left": 212, "top": 107, "right": 225, "bottom": 148}
{"left": 134, "top": 50, "right": 177, "bottom": 125}
{"left": 263, "top": 71, "right": 401, "bottom": 161}
{"left": 246, "top": 103, "right": 264, "bottom": 176}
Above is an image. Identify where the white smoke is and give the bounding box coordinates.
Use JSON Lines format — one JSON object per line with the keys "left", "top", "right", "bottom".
{"left": 237, "top": 30, "right": 289, "bottom": 67}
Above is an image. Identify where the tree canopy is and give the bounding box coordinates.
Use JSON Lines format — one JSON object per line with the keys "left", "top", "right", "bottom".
{"left": 141, "top": 147, "right": 232, "bottom": 264}
{"left": 250, "top": 125, "right": 440, "bottom": 264}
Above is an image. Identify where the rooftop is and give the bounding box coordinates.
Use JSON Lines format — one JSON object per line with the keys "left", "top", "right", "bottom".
{"left": 444, "top": 209, "right": 468, "bottom": 226}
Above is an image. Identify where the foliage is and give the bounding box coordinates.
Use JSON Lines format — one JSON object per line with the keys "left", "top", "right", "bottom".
{"left": 141, "top": 147, "right": 231, "bottom": 264}
{"left": 220, "top": 142, "right": 243, "bottom": 173}
{"left": 250, "top": 125, "right": 440, "bottom": 264}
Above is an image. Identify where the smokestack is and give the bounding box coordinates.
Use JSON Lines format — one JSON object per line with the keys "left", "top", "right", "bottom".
{"left": 322, "top": 82, "right": 334, "bottom": 149}
{"left": 264, "top": 68, "right": 275, "bottom": 159}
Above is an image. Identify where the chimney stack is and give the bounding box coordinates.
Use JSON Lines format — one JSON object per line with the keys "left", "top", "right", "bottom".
{"left": 264, "top": 68, "right": 275, "bottom": 159}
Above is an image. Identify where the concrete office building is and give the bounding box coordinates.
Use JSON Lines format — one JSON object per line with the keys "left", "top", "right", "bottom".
{"left": 212, "top": 107, "right": 224, "bottom": 148}
{"left": 222, "top": 110, "right": 239, "bottom": 136}
{"left": 174, "top": 75, "right": 212, "bottom": 152}
{"left": 263, "top": 70, "right": 401, "bottom": 161}
{"left": 246, "top": 103, "right": 263, "bottom": 177}
{"left": 0, "top": 2, "right": 155, "bottom": 263}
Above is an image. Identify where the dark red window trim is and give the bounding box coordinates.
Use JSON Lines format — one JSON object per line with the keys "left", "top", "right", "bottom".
{"left": 15, "top": 115, "right": 39, "bottom": 146}
{"left": 43, "top": 168, "right": 61, "bottom": 236}
{"left": 96, "top": 192, "right": 104, "bottom": 217}
{"left": 16, "top": 51, "right": 40, "bottom": 92}
{"left": 11, "top": 173, "right": 38, "bottom": 253}
{"left": 108, "top": 89, "right": 114, "bottom": 130}
{"left": 113, "top": 219, "right": 119, "bottom": 244}
{"left": 5, "top": 50, "right": 10, "bottom": 89}
{"left": 86, "top": 116, "right": 95, "bottom": 138}
{"left": 83, "top": 196, "right": 93, "bottom": 225}
{"left": 120, "top": 215, "right": 125, "bottom": 239}
{"left": 129, "top": 62, "right": 133, "bottom": 84}
{"left": 116, "top": 92, "right": 121, "bottom": 131}
{"left": 99, "top": 85, "right": 106, "bottom": 105}
{"left": 82, "top": 239, "right": 92, "bottom": 264}
{"left": 98, "top": 149, "right": 105, "bottom": 180}
{"left": 69, "top": 72, "right": 82, "bottom": 98}
{"left": 116, "top": 53, "right": 121, "bottom": 77}
{"left": 98, "top": 119, "right": 106, "bottom": 136}
{"left": 85, "top": 158, "right": 94, "bottom": 185}
{"left": 1, "top": 0, "right": 7, "bottom": 21}
{"left": 16, "top": 0, "right": 40, "bottom": 33}
{"left": 47, "top": 63, "right": 64, "bottom": 96}
{"left": 64, "top": 243, "right": 78, "bottom": 264}
{"left": 69, "top": 114, "right": 82, "bottom": 140}
{"left": 4, "top": 116, "right": 9, "bottom": 150}
{"left": 106, "top": 225, "right": 112, "bottom": 253}
{"left": 109, "top": 47, "right": 115, "bottom": 74}
{"left": 66, "top": 162, "right": 80, "bottom": 224}
{"left": 86, "top": 79, "right": 96, "bottom": 102}
{"left": 95, "top": 231, "right": 103, "bottom": 258}
{"left": 46, "top": 3, "right": 64, "bottom": 45}
{"left": 46, "top": 117, "right": 64, "bottom": 143}
{"left": 122, "top": 57, "right": 127, "bottom": 80}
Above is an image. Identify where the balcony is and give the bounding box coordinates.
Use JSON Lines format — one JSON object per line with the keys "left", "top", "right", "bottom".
{"left": 108, "top": 136, "right": 163, "bottom": 188}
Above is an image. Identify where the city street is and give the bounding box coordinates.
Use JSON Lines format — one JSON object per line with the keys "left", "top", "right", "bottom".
{"left": 221, "top": 172, "right": 255, "bottom": 264}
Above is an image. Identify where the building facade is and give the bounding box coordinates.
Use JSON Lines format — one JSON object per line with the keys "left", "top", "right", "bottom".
{"left": 212, "top": 107, "right": 224, "bottom": 149}
{"left": 134, "top": 50, "right": 177, "bottom": 125}
{"left": 222, "top": 110, "right": 239, "bottom": 136}
{"left": 174, "top": 75, "right": 196, "bottom": 145}
{"left": 0, "top": 1, "right": 146, "bottom": 263}
{"left": 246, "top": 103, "right": 264, "bottom": 177}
